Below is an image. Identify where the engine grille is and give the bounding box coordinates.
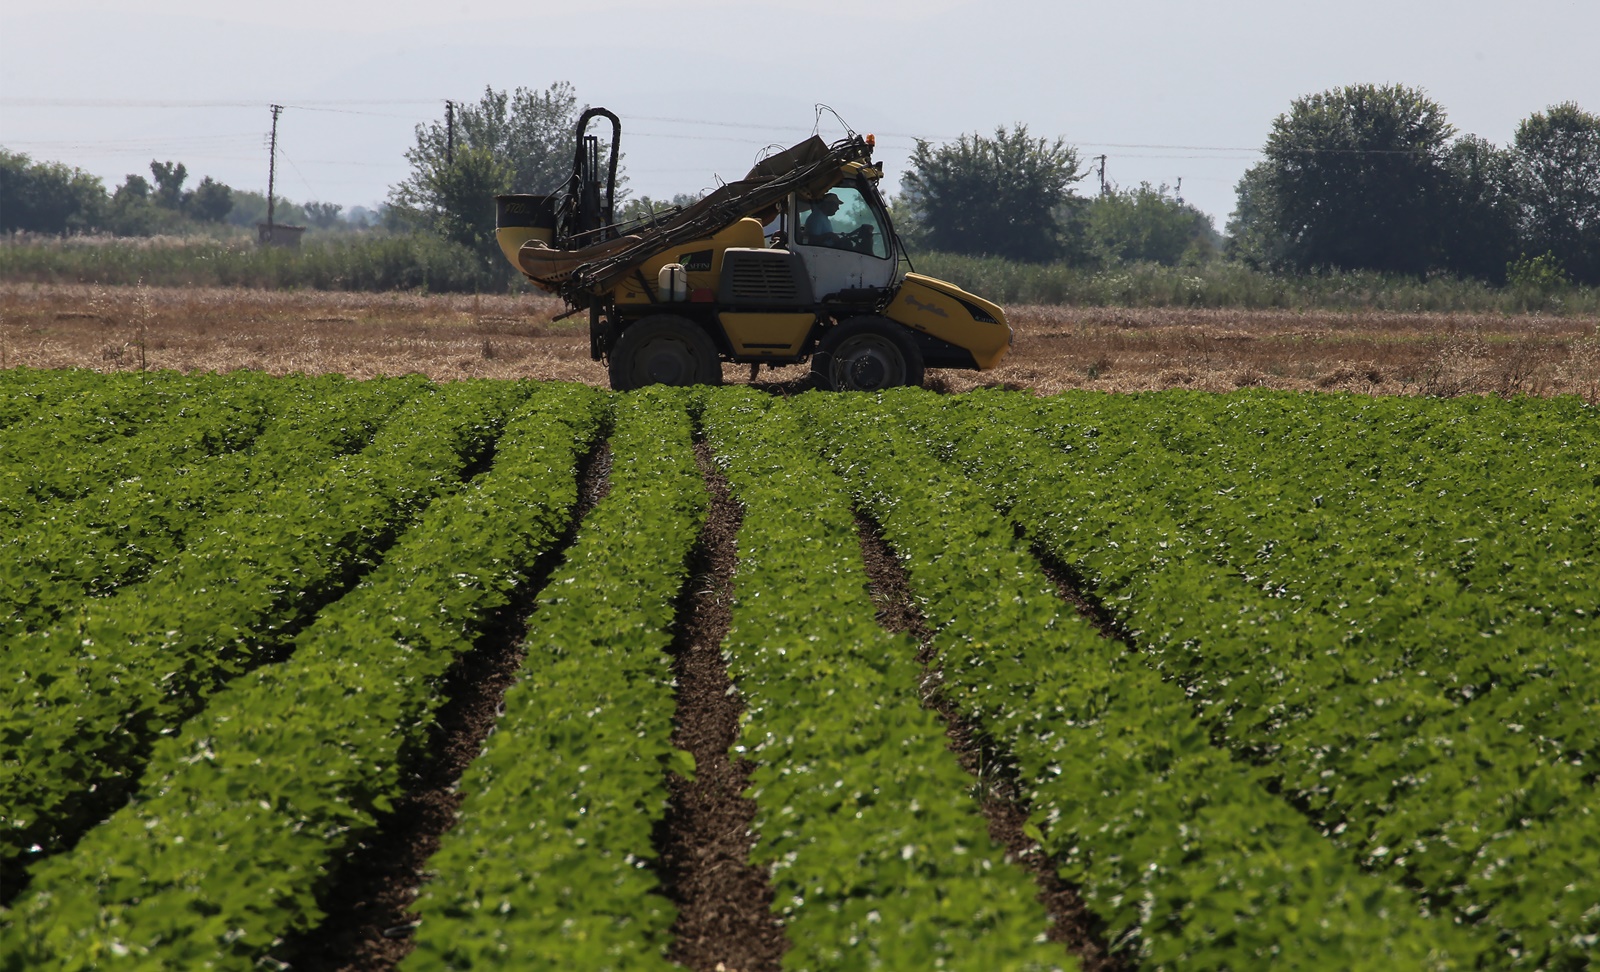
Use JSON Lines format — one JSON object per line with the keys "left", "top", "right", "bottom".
{"left": 730, "top": 255, "right": 798, "bottom": 301}
{"left": 720, "top": 249, "right": 812, "bottom": 306}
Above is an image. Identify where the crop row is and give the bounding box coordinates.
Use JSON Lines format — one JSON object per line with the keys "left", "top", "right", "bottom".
{"left": 1, "top": 369, "right": 180, "bottom": 461}
{"left": 929, "top": 389, "right": 1600, "bottom": 965}
{"left": 406, "top": 388, "right": 702, "bottom": 969}
{"left": 0, "top": 368, "right": 104, "bottom": 433}
{"left": 408, "top": 389, "right": 1070, "bottom": 969}
{"left": 0, "top": 379, "right": 528, "bottom": 880}
{"left": 0, "top": 374, "right": 421, "bottom": 638}
{"left": 801, "top": 391, "right": 1484, "bottom": 970}
{"left": 902, "top": 388, "right": 1598, "bottom": 967}
{"left": 4, "top": 382, "right": 605, "bottom": 970}
{"left": 1, "top": 371, "right": 1592, "bottom": 969}
{"left": 0, "top": 371, "right": 273, "bottom": 525}
{"left": 703, "top": 389, "right": 1061, "bottom": 970}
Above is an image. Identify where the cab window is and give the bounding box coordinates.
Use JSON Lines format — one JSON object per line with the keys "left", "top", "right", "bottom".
{"left": 796, "top": 183, "right": 888, "bottom": 258}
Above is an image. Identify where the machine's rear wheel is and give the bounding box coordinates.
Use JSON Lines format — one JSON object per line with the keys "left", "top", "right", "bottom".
{"left": 811, "top": 317, "right": 924, "bottom": 392}
{"left": 608, "top": 315, "right": 723, "bottom": 391}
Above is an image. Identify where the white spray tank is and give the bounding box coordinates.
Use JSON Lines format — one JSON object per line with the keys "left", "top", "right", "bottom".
{"left": 657, "top": 263, "right": 688, "bottom": 302}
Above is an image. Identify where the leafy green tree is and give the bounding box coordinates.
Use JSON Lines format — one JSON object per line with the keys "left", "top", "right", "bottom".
{"left": 346, "top": 205, "right": 380, "bottom": 229}
{"left": 1226, "top": 164, "right": 1293, "bottom": 268}
{"left": 0, "top": 150, "right": 108, "bottom": 234}
{"left": 1235, "top": 83, "right": 1456, "bottom": 275}
{"left": 225, "top": 190, "right": 308, "bottom": 230}
{"left": 1514, "top": 102, "right": 1600, "bottom": 284}
{"left": 461, "top": 83, "right": 585, "bottom": 194}
{"left": 146, "top": 161, "right": 236, "bottom": 224}
{"left": 1439, "top": 135, "right": 1521, "bottom": 283}
{"left": 113, "top": 173, "right": 151, "bottom": 202}
{"left": 187, "top": 176, "right": 233, "bottom": 223}
{"left": 1084, "top": 182, "right": 1218, "bottom": 266}
{"left": 420, "top": 146, "right": 512, "bottom": 252}
{"left": 110, "top": 167, "right": 240, "bottom": 235}
{"left": 302, "top": 201, "right": 344, "bottom": 229}
{"left": 1506, "top": 251, "right": 1570, "bottom": 291}
{"left": 1, "top": 152, "right": 238, "bottom": 236}
{"left": 107, "top": 173, "right": 169, "bottom": 236}
{"left": 900, "top": 125, "right": 1085, "bottom": 262}
{"left": 389, "top": 82, "right": 615, "bottom": 268}
{"left": 149, "top": 160, "right": 188, "bottom": 210}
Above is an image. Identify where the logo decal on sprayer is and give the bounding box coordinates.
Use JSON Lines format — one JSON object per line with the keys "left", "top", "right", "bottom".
{"left": 904, "top": 294, "right": 949, "bottom": 318}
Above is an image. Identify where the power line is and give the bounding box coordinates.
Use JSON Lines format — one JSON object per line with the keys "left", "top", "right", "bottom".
{"left": 4, "top": 132, "right": 261, "bottom": 142}
{"left": 623, "top": 129, "right": 801, "bottom": 146}
{"left": 1111, "top": 153, "right": 1260, "bottom": 161}
{"left": 4, "top": 99, "right": 1454, "bottom": 157}
{"left": 279, "top": 104, "right": 422, "bottom": 119}
{"left": 277, "top": 147, "right": 323, "bottom": 202}
{"left": 1, "top": 98, "right": 430, "bottom": 119}
{"left": 0, "top": 148, "right": 403, "bottom": 167}
{"left": 2, "top": 136, "right": 262, "bottom": 152}
{"left": 5, "top": 132, "right": 1255, "bottom": 166}
{"left": 1, "top": 97, "right": 444, "bottom": 108}
{"left": 625, "top": 115, "right": 1267, "bottom": 153}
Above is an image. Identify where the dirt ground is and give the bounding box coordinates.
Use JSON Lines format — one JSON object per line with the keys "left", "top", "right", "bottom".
{"left": 3, "top": 283, "right": 1597, "bottom": 401}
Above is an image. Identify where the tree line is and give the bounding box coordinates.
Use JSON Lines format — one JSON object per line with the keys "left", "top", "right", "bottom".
{"left": 896, "top": 130, "right": 1220, "bottom": 269}
{"left": 900, "top": 85, "right": 1598, "bottom": 287}
{"left": 0, "top": 153, "right": 364, "bottom": 238}
{"left": 1230, "top": 85, "right": 1599, "bottom": 286}
{"left": 3, "top": 81, "right": 1595, "bottom": 290}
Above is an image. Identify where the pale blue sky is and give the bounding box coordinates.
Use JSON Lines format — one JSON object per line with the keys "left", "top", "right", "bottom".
{"left": 3, "top": 0, "right": 1596, "bottom": 227}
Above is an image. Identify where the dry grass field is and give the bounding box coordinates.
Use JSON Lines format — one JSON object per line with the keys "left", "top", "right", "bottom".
{"left": 3, "top": 283, "right": 1598, "bottom": 401}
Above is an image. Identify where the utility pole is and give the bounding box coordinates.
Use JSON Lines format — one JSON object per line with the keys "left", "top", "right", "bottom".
{"left": 267, "top": 104, "right": 283, "bottom": 229}
{"left": 1096, "top": 154, "right": 1108, "bottom": 196}
{"left": 1175, "top": 176, "right": 1183, "bottom": 203}
{"left": 445, "top": 100, "right": 455, "bottom": 166}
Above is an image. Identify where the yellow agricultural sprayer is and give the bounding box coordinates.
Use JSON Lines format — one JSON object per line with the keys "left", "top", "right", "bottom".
{"left": 494, "top": 109, "right": 1011, "bottom": 391}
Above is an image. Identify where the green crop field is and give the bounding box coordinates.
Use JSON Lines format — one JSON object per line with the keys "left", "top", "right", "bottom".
{"left": 0, "top": 369, "right": 1595, "bottom": 970}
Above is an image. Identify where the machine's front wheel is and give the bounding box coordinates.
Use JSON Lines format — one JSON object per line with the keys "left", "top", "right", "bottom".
{"left": 608, "top": 316, "right": 723, "bottom": 391}
{"left": 811, "top": 317, "right": 925, "bottom": 392}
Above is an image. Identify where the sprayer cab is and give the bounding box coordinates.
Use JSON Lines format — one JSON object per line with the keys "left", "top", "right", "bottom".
{"left": 494, "top": 110, "right": 1010, "bottom": 392}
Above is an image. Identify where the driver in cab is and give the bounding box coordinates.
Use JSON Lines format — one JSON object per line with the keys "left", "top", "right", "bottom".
{"left": 799, "top": 192, "right": 872, "bottom": 252}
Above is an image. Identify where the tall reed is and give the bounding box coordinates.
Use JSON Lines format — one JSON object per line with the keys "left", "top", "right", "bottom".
{"left": 3, "top": 235, "right": 1596, "bottom": 313}
{"left": 909, "top": 252, "right": 1600, "bottom": 314}
{"left": 0, "top": 234, "right": 512, "bottom": 294}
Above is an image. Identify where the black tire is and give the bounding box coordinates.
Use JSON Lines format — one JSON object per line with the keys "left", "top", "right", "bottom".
{"left": 608, "top": 315, "right": 723, "bottom": 391}
{"left": 811, "top": 316, "right": 925, "bottom": 392}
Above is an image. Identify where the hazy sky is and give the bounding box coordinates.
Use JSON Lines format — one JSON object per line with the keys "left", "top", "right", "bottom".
{"left": 3, "top": 0, "right": 1596, "bottom": 227}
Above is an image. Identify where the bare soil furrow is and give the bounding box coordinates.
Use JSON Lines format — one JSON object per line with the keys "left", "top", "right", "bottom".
{"left": 1019, "top": 526, "right": 1138, "bottom": 647}
{"left": 654, "top": 441, "right": 787, "bottom": 972}
{"left": 853, "top": 511, "right": 1127, "bottom": 972}
{"left": 285, "top": 442, "right": 613, "bottom": 972}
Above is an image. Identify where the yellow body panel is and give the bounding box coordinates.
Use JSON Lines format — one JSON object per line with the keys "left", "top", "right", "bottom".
{"left": 612, "top": 218, "right": 767, "bottom": 305}
{"left": 718, "top": 313, "right": 816, "bottom": 356}
{"left": 496, "top": 226, "right": 553, "bottom": 277}
{"left": 885, "top": 273, "right": 1011, "bottom": 370}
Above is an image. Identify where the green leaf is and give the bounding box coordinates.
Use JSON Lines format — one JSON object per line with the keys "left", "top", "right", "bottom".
{"left": 665, "top": 748, "right": 696, "bottom": 782}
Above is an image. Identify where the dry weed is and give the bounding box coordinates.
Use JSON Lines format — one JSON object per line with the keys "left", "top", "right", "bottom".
{"left": 1556, "top": 333, "right": 1600, "bottom": 403}
{"left": 3, "top": 284, "right": 1598, "bottom": 400}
